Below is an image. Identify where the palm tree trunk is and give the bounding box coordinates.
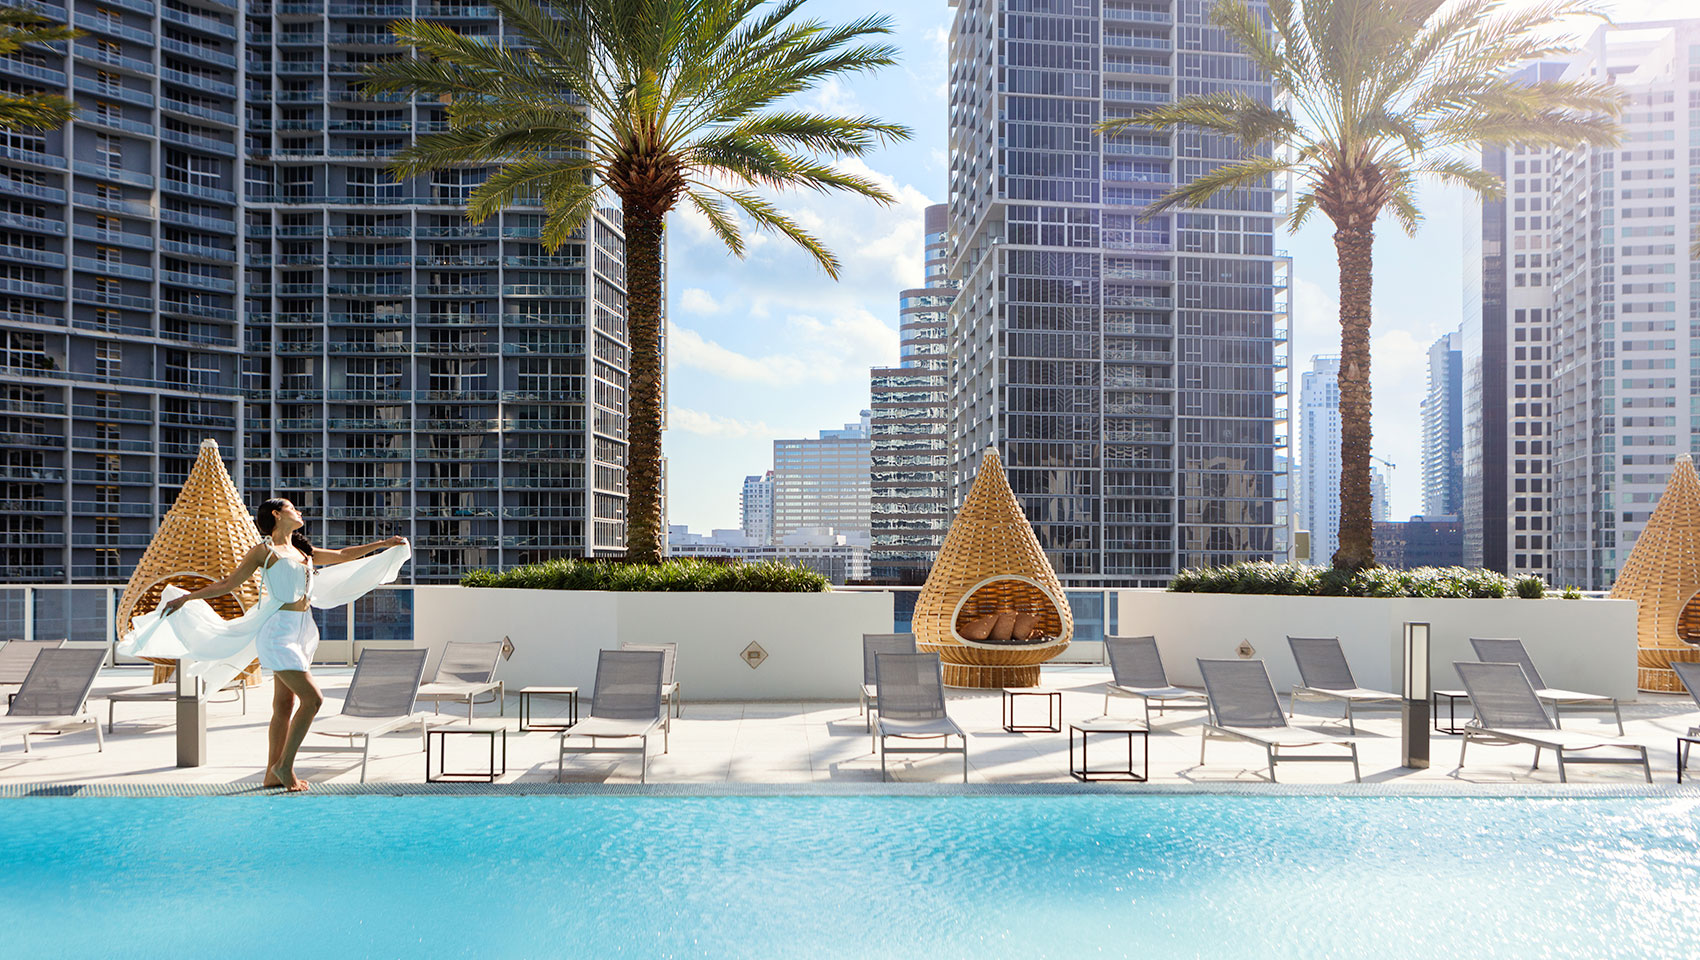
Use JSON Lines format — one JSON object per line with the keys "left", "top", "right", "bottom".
{"left": 1332, "top": 221, "right": 1376, "bottom": 571}
{"left": 621, "top": 203, "right": 666, "bottom": 565}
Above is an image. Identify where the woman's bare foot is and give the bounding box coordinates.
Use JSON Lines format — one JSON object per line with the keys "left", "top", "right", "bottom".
{"left": 270, "top": 766, "right": 309, "bottom": 792}
{"left": 262, "top": 774, "right": 284, "bottom": 788}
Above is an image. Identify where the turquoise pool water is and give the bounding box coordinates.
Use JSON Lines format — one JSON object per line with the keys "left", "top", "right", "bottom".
{"left": 3, "top": 795, "right": 1697, "bottom": 958}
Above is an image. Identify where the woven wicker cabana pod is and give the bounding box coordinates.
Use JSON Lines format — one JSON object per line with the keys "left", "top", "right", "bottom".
{"left": 913, "top": 448, "right": 1072, "bottom": 688}
{"left": 116, "top": 439, "right": 263, "bottom": 685}
{"left": 1607, "top": 452, "right": 1700, "bottom": 692}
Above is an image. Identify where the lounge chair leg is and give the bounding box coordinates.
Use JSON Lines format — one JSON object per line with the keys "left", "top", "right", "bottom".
{"left": 1287, "top": 687, "right": 1297, "bottom": 719}
{"left": 1551, "top": 702, "right": 1561, "bottom": 728}
{"left": 108, "top": 700, "right": 115, "bottom": 735}
{"left": 1144, "top": 696, "right": 1152, "bottom": 729}
{"left": 1530, "top": 747, "right": 1541, "bottom": 772}
{"left": 640, "top": 735, "right": 647, "bottom": 784}
{"left": 359, "top": 735, "right": 371, "bottom": 783}
{"left": 1640, "top": 748, "right": 1651, "bottom": 784}
{"left": 499, "top": 682, "right": 506, "bottom": 716}
{"left": 556, "top": 735, "right": 564, "bottom": 782}
{"left": 94, "top": 720, "right": 104, "bottom": 753}
{"left": 1350, "top": 745, "right": 1360, "bottom": 783}
{"left": 1345, "top": 702, "right": 1356, "bottom": 736}
{"left": 961, "top": 737, "right": 968, "bottom": 783}
{"left": 1199, "top": 731, "right": 1208, "bottom": 765}
{"left": 1612, "top": 700, "right": 1623, "bottom": 736}
{"left": 1555, "top": 753, "right": 1567, "bottom": 783}
{"left": 1266, "top": 746, "right": 1277, "bottom": 783}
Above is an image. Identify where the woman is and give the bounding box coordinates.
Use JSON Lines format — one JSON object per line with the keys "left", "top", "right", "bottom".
{"left": 123, "top": 498, "right": 409, "bottom": 791}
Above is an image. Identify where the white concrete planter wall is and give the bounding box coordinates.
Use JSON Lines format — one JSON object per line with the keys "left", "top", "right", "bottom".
{"left": 412, "top": 587, "right": 893, "bottom": 700}
{"left": 1117, "top": 590, "right": 1639, "bottom": 700}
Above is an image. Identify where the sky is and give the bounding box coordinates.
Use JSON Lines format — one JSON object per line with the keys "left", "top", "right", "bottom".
{"left": 660, "top": 0, "right": 1689, "bottom": 534}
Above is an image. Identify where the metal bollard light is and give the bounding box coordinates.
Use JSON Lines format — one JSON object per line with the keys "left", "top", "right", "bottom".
{"left": 175, "top": 663, "right": 207, "bottom": 767}
{"left": 1402, "top": 622, "right": 1431, "bottom": 769}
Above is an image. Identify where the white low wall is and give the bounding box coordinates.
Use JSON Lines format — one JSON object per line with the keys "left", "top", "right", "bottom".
{"left": 1117, "top": 590, "right": 1640, "bottom": 700}
{"left": 412, "top": 587, "right": 893, "bottom": 701}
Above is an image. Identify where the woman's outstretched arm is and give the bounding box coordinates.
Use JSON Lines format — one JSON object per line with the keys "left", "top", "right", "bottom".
{"left": 311, "top": 535, "right": 408, "bottom": 566}
{"left": 162, "top": 542, "right": 271, "bottom": 614}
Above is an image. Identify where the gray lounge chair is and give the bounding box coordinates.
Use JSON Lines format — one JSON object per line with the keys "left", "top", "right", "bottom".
{"left": 1471, "top": 637, "right": 1623, "bottom": 733}
{"left": 1286, "top": 636, "right": 1401, "bottom": 734}
{"left": 1197, "top": 658, "right": 1360, "bottom": 782}
{"left": 874, "top": 652, "right": 967, "bottom": 782}
{"left": 106, "top": 677, "right": 250, "bottom": 732}
{"left": 860, "top": 632, "right": 916, "bottom": 739}
{"left": 0, "top": 638, "right": 65, "bottom": 704}
{"left": 559, "top": 649, "right": 666, "bottom": 783}
{"left": 415, "top": 641, "right": 505, "bottom": 722}
{"left": 304, "top": 648, "right": 430, "bottom": 782}
{"left": 0, "top": 648, "right": 106, "bottom": 754}
{"left": 1454, "top": 660, "right": 1649, "bottom": 782}
{"left": 1103, "top": 635, "right": 1207, "bottom": 724}
{"left": 1669, "top": 660, "right": 1700, "bottom": 735}
{"left": 1673, "top": 661, "right": 1700, "bottom": 780}
{"left": 619, "top": 640, "right": 682, "bottom": 719}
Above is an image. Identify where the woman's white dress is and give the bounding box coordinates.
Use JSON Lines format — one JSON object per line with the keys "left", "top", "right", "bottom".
{"left": 119, "top": 543, "right": 410, "bottom": 691}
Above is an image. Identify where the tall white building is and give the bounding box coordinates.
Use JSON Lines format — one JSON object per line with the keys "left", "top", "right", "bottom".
{"left": 945, "top": 0, "right": 1291, "bottom": 585}
{"left": 1298, "top": 356, "right": 1341, "bottom": 565}
{"left": 1463, "top": 63, "right": 1565, "bottom": 580}
{"left": 1545, "top": 20, "right": 1700, "bottom": 589}
{"left": 739, "top": 472, "right": 774, "bottom": 546}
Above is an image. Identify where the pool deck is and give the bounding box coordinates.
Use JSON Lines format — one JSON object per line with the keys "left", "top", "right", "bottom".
{"left": 3, "top": 664, "right": 1697, "bottom": 790}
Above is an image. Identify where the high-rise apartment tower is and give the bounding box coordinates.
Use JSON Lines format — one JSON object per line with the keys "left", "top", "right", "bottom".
{"left": 0, "top": 1, "right": 630, "bottom": 584}
{"left": 1420, "top": 329, "right": 1463, "bottom": 518}
{"left": 1297, "top": 356, "right": 1341, "bottom": 565}
{"left": 868, "top": 203, "right": 955, "bottom": 583}
{"left": 945, "top": 0, "right": 1291, "bottom": 585}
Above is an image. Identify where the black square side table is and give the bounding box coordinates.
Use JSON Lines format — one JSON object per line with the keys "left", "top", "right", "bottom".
{"left": 426, "top": 725, "right": 507, "bottom": 783}
{"left": 1069, "top": 718, "right": 1150, "bottom": 782}
{"left": 1002, "top": 687, "right": 1062, "bottom": 733}
{"left": 518, "top": 685, "right": 579, "bottom": 732}
{"left": 1432, "top": 689, "right": 1470, "bottom": 735}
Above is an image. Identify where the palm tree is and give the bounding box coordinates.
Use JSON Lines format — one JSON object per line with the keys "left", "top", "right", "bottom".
{"left": 0, "top": 6, "right": 79, "bottom": 131}
{"left": 1101, "top": 0, "right": 1621, "bottom": 571}
{"left": 365, "top": 0, "right": 909, "bottom": 564}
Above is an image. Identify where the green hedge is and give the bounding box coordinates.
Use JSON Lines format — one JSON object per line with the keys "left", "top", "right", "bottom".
{"left": 1167, "top": 561, "right": 1563, "bottom": 599}
{"left": 460, "top": 557, "right": 830, "bottom": 593}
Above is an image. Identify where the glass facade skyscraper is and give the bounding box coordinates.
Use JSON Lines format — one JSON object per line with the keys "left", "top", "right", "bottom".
{"left": 1420, "top": 329, "right": 1462, "bottom": 519}
{"left": 0, "top": 0, "right": 629, "bottom": 584}
{"left": 945, "top": 0, "right": 1289, "bottom": 586}
{"left": 869, "top": 203, "right": 954, "bottom": 584}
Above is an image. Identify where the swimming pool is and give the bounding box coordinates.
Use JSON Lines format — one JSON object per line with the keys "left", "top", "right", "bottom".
{"left": 2, "top": 793, "right": 1696, "bottom": 958}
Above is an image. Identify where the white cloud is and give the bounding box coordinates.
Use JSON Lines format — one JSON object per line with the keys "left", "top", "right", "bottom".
{"left": 678, "top": 287, "right": 720, "bottom": 314}
{"left": 667, "top": 407, "right": 783, "bottom": 439}
{"left": 668, "top": 309, "right": 899, "bottom": 388}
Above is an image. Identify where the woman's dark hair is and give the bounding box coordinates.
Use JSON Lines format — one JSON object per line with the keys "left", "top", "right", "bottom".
{"left": 257, "top": 498, "right": 314, "bottom": 558}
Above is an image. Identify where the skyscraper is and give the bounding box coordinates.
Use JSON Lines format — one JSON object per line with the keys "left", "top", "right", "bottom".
{"left": 1547, "top": 20, "right": 1700, "bottom": 589}
{"left": 1461, "top": 63, "right": 1564, "bottom": 579}
{"left": 0, "top": 1, "right": 629, "bottom": 584}
{"left": 1420, "top": 329, "right": 1463, "bottom": 518}
{"left": 739, "top": 471, "right": 773, "bottom": 546}
{"left": 771, "top": 414, "right": 871, "bottom": 544}
{"left": 1297, "top": 356, "right": 1341, "bottom": 565}
{"left": 869, "top": 203, "right": 954, "bottom": 583}
{"left": 945, "top": 0, "right": 1290, "bottom": 586}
